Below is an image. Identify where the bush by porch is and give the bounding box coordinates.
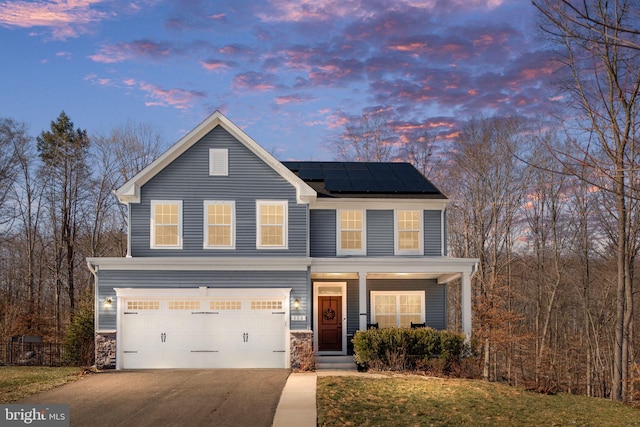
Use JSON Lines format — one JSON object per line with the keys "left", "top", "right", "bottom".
{"left": 352, "top": 327, "right": 471, "bottom": 374}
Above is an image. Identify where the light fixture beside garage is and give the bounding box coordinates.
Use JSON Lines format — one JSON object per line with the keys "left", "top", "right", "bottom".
{"left": 293, "top": 298, "right": 300, "bottom": 310}
{"left": 105, "top": 297, "right": 112, "bottom": 307}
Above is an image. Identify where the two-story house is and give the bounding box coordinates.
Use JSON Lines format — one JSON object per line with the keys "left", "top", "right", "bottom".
{"left": 87, "top": 111, "right": 478, "bottom": 370}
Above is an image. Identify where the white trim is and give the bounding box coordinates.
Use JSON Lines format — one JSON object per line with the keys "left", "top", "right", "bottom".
{"left": 209, "top": 148, "right": 228, "bottom": 176}
{"left": 313, "top": 282, "right": 347, "bottom": 355}
{"left": 87, "top": 256, "right": 311, "bottom": 271}
{"left": 441, "top": 209, "right": 446, "bottom": 256}
{"left": 203, "top": 200, "right": 236, "bottom": 249}
{"left": 256, "top": 200, "right": 289, "bottom": 249}
{"left": 116, "top": 111, "right": 316, "bottom": 205}
{"left": 87, "top": 255, "right": 478, "bottom": 275}
{"left": 394, "top": 210, "right": 424, "bottom": 255}
{"left": 150, "top": 200, "right": 183, "bottom": 249}
{"left": 311, "top": 198, "right": 448, "bottom": 210}
{"left": 370, "top": 290, "right": 425, "bottom": 328}
{"left": 337, "top": 209, "right": 366, "bottom": 256}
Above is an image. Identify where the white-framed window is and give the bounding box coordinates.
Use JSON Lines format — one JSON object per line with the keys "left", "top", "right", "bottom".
{"left": 371, "top": 291, "right": 425, "bottom": 328}
{"left": 395, "top": 210, "right": 423, "bottom": 255}
{"left": 337, "top": 209, "right": 366, "bottom": 255}
{"left": 150, "top": 200, "right": 182, "bottom": 249}
{"left": 204, "top": 201, "right": 235, "bottom": 249}
{"left": 209, "top": 148, "right": 228, "bottom": 176}
{"left": 256, "top": 200, "right": 288, "bottom": 249}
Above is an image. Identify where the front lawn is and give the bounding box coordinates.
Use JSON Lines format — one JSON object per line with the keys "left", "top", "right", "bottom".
{"left": 317, "top": 376, "right": 640, "bottom": 426}
{"left": 0, "top": 366, "right": 83, "bottom": 403}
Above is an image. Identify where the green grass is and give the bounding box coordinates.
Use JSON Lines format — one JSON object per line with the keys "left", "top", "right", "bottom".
{"left": 0, "top": 367, "right": 83, "bottom": 403}
{"left": 317, "top": 376, "right": 640, "bottom": 426}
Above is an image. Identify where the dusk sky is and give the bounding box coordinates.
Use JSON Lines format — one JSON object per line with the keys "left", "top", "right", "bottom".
{"left": 0, "top": 0, "right": 561, "bottom": 160}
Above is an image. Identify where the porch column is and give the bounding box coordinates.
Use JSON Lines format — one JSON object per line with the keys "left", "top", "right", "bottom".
{"left": 461, "top": 271, "right": 472, "bottom": 341}
{"left": 358, "top": 271, "right": 367, "bottom": 330}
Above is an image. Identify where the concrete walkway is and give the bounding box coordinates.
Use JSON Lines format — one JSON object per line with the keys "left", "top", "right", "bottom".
{"left": 272, "top": 370, "right": 389, "bottom": 427}
{"left": 272, "top": 373, "right": 317, "bottom": 427}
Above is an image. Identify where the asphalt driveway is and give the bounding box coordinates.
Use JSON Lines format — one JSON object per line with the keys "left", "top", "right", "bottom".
{"left": 18, "top": 369, "right": 291, "bottom": 427}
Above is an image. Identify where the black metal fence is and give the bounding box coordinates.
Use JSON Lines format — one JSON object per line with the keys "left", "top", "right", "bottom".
{"left": 1, "top": 339, "right": 67, "bottom": 367}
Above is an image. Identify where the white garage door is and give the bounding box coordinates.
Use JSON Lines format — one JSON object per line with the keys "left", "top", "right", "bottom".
{"left": 116, "top": 288, "right": 289, "bottom": 369}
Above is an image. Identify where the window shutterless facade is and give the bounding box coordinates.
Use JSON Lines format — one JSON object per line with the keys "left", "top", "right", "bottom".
{"left": 395, "top": 210, "right": 423, "bottom": 255}
{"left": 337, "top": 209, "right": 366, "bottom": 255}
{"left": 150, "top": 200, "right": 183, "bottom": 249}
{"left": 256, "top": 200, "right": 288, "bottom": 249}
{"left": 371, "top": 291, "right": 425, "bottom": 328}
{"left": 204, "top": 201, "right": 235, "bottom": 249}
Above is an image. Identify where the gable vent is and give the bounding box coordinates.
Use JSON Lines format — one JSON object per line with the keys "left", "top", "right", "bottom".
{"left": 209, "top": 148, "right": 229, "bottom": 176}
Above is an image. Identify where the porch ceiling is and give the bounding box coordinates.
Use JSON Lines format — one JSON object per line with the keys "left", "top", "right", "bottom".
{"left": 310, "top": 256, "right": 479, "bottom": 284}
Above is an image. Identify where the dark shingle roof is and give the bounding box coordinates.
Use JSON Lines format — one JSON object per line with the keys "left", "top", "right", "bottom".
{"left": 282, "top": 161, "right": 446, "bottom": 199}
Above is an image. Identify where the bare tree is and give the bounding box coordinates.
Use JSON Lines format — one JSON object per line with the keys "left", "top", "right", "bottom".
{"left": 333, "top": 109, "right": 397, "bottom": 162}
{"left": 10, "top": 123, "right": 44, "bottom": 332}
{"left": 402, "top": 131, "right": 438, "bottom": 180}
{"left": 533, "top": 0, "right": 640, "bottom": 401}
{"left": 0, "top": 118, "right": 24, "bottom": 225}
{"left": 89, "top": 121, "right": 164, "bottom": 258}
{"left": 443, "top": 115, "right": 529, "bottom": 381}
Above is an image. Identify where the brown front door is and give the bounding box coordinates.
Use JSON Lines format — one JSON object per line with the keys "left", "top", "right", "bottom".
{"left": 318, "top": 296, "right": 342, "bottom": 352}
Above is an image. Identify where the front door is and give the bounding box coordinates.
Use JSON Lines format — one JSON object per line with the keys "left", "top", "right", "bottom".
{"left": 318, "top": 295, "right": 342, "bottom": 352}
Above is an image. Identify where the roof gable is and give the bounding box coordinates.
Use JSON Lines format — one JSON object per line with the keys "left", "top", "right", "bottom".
{"left": 116, "top": 111, "right": 316, "bottom": 204}
{"left": 282, "top": 161, "right": 446, "bottom": 199}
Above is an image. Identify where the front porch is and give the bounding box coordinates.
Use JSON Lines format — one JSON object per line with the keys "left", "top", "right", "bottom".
{"left": 309, "top": 257, "right": 478, "bottom": 356}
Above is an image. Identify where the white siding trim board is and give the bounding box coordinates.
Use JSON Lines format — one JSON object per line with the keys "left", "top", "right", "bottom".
{"left": 87, "top": 256, "right": 312, "bottom": 271}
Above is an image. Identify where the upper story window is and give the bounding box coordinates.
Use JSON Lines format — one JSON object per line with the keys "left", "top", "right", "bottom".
{"left": 204, "top": 201, "right": 235, "bottom": 249}
{"left": 395, "top": 210, "right": 423, "bottom": 255}
{"left": 256, "top": 200, "right": 288, "bottom": 249}
{"left": 209, "top": 148, "right": 228, "bottom": 176}
{"left": 337, "top": 209, "right": 365, "bottom": 255}
{"left": 151, "top": 200, "right": 182, "bottom": 249}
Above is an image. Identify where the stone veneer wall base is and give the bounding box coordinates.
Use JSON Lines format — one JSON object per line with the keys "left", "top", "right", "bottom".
{"left": 95, "top": 332, "right": 116, "bottom": 369}
{"left": 290, "top": 331, "right": 314, "bottom": 371}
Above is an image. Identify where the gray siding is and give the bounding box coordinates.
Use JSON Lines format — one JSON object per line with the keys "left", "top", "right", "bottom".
{"left": 130, "top": 126, "right": 308, "bottom": 257}
{"left": 366, "top": 279, "right": 447, "bottom": 330}
{"left": 311, "top": 208, "right": 443, "bottom": 257}
{"left": 367, "top": 210, "right": 394, "bottom": 256}
{"left": 424, "top": 210, "right": 442, "bottom": 256}
{"left": 309, "top": 210, "right": 336, "bottom": 257}
{"left": 96, "top": 269, "right": 309, "bottom": 331}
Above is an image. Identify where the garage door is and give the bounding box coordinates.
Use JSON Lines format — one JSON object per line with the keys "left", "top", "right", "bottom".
{"left": 117, "top": 288, "right": 289, "bottom": 369}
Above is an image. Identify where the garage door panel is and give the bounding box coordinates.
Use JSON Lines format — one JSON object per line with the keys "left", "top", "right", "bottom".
{"left": 120, "top": 292, "right": 288, "bottom": 369}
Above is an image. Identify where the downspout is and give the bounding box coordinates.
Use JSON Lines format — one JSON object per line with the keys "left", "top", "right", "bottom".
{"left": 86, "top": 260, "right": 99, "bottom": 349}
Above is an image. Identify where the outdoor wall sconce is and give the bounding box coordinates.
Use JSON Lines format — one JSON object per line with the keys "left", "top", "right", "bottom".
{"left": 293, "top": 299, "right": 300, "bottom": 310}
{"left": 105, "top": 297, "right": 112, "bottom": 307}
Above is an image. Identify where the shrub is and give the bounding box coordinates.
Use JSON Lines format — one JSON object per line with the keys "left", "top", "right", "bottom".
{"left": 64, "top": 295, "right": 95, "bottom": 367}
{"left": 353, "top": 327, "right": 468, "bottom": 375}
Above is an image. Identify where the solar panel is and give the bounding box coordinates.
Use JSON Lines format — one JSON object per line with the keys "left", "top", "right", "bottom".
{"left": 325, "top": 177, "right": 353, "bottom": 192}
{"left": 282, "top": 161, "right": 445, "bottom": 197}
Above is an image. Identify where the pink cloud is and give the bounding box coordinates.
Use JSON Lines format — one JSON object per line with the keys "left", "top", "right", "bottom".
{"left": 0, "top": 1, "right": 160, "bottom": 39}
{"left": 201, "top": 59, "right": 231, "bottom": 71}
{"left": 138, "top": 82, "right": 206, "bottom": 109}
{"left": 0, "top": 0, "right": 108, "bottom": 39}
{"left": 233, "top": 71, "right": 280, "bottom": 91}
{"left": 89, "top": 39, "right": 172, "bottom": 63}
{"left": 259, "top": 0, "right": 503, "bottom": 23}
{"left": 274, "top": 93, "right": 316, "bottom": 105}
